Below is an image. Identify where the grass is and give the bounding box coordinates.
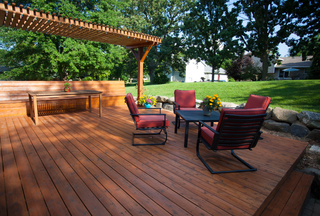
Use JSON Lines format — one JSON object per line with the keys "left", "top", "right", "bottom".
{"left": 125, "top": 80, "right": 320, "bottom": 113}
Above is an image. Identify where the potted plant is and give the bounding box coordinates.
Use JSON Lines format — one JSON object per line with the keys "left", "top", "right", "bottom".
{"left": 137, "top": 95, "right": 157, "bottom": 108}
{"left": 202, "top": 94, "right": 222, "bottom": 116}
{"left": 63, "top": 82, "right": 71, "bottom": 92}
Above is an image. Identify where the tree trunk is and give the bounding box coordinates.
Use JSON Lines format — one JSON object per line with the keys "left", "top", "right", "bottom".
{"left": 261, "top": 52, "right": 268, "bottom": 81}
{"left": 211, "top": 66, "right": 215, "bottom": 82}
{"left": 149, "top": 68, "right": 155, "bottom": 84}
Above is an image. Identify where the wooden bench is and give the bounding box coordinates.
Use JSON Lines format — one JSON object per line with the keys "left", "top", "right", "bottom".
{"left": 0, "top": 81, "right": 126, "bottom": 117}
{"left": 259, "top": 170, "right": 314, "bottom": 216}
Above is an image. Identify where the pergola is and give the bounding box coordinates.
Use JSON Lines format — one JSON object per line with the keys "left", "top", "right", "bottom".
{"left": 0, "top": 1, "right": 161, "bottom": 98}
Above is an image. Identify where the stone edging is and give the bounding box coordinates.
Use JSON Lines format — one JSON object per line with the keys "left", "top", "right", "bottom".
{"left": 134, "top": 96, "right": 320, "bottom": 142}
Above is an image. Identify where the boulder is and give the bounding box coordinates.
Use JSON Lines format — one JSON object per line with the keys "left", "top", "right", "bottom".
{"left": 155, "top": 102, "right": 162, "bottom": 108}
{"left": 290, "top": 123, "right": 310, "bottom": 138}
{"left": 266, "top": 107, "right": 273, "bottom": 120}
{"left": 307, "top": 129, "right": 320, "bottom": 141}
{"left": 221, "top": 102, "right": 239, "bottom": 109}
{"left": 272, "top": 107, "right": 298, "bottom": 123}
{"left": 156, "top": 96, "right": 168, "bottom": 103}
{"left": 263, "top": 120, "right": 290, "bottom": 133}
{"left": 167, "top": 97, "right": 175, "bottom": 105}
{"left": 236, "top": 103, "right": 245, "bottom": 109}
{"left": 133, "top": 96, "right": 137, "bottom": 102}
{"left": 297, "top": 111, "right": 320, "bottom": 129}
{"left": 196, "top": 99, "right": 203, "bottom": 108}
{"left": 162, "top": 103, "right": 173, "bottom": 112}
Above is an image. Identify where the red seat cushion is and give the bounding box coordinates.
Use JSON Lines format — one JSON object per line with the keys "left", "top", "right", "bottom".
{"left": 244, "top": 94, "right": 271, "bottom": 110}
{"left": 179, "top": 107, "right": 200, "bottom": 111}
{"left": 201, "top": 108, "right": 266, "bottom": 150}
{"left": 174, "top": 90, "right": 196, "bottom": 112}
{"left": 136, "top": 115, "right": 170, "bottom": 128}
{"left": 125, "top": 93, "right": 140, "bottom": 122}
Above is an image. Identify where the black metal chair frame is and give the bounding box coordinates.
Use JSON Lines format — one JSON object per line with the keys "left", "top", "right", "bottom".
{"left": 127, "top": 104, "right": 168, "bottom": 146}
{"left": 196, "top": 113, "right": 266, "bottom": 174}
{"left": 172, "top": 101, "right": 197, "bottom": 128}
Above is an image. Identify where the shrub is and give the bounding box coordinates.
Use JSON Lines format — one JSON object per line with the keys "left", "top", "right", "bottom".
{"left": 153, "top": 74, "right": 170, "bottom": 84}
{"left": 228, "top": 78, "right": 235, "bottom": 82}
{"left": 83, "top": 76, "right": 93, "bottom": 81}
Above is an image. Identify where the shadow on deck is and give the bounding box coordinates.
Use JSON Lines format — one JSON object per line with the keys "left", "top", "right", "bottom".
{"left": 0, "top": 105, "right": 309, "bottom": 215}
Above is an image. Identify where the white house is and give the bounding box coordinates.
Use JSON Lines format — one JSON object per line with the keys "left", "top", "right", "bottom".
{"left": 168, "top": 59, "right": 228, "bottom": 82}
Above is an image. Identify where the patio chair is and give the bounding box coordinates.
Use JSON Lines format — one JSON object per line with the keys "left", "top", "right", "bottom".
{"left": 173, "top": 90, "right": 199, "bottom": 128}
{"left": 196, "top": 108, "right": 266, "bottom": 174}
{"left": 244, "top": 94, "right": 271, "bottom": 110}
{"left": 125, "top": 93, "right": 169, "bottom": 146}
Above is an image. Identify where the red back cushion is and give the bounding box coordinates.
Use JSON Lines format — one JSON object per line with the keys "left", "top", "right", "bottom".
{"left": 174, "top": 90, "right": 196, "bottom": 111}
{"left": 216, "top": 108, "right": 266, "bottom": 132}
{"left": 125, "top": 93, "right": 140, "bottom": 122}
{"left": 244, "top": 94, "right": 271, "bottom": 110}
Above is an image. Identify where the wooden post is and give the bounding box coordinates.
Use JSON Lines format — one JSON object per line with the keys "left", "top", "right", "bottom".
{"left": 129, "top": 43, "right": 155, "bottom": 100}
{"left": 137, "top": 47, "right": 144, "bottom": 99}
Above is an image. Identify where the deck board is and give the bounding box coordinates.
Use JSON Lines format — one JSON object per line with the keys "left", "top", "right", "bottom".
{"left": 0, "top": 105, "right": 309, "bottom": 216}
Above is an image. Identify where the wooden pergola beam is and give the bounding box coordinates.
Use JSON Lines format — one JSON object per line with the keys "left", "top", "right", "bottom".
{"left": 0, "top": 2, "right": 161, "bottom": 99}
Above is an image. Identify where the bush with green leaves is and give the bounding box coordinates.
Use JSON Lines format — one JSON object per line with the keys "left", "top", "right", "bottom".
{"left": 153, "top": 74, "right": 170, "bottom": 84}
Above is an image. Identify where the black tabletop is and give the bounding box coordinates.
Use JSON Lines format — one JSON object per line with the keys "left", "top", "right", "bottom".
{"left": 176, "top": 110, "right": 220, "bottom": 122}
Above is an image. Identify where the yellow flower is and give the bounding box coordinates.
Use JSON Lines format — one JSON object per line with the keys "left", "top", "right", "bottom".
{"left": 213, "top": 97, "right": 216, "bottom": 99}
{"left": 209, "top": 103, "right": 213, "bottom": 105}
{"left": 219, "top": 104, "right": 222, "bottom": 107}
{"left": 214, "top": 94, "right": 218, "bottom": 97}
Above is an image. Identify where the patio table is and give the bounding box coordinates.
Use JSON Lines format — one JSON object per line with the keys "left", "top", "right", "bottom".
{"left": 174, "top": 110, "right": 220, "bottom": 147}
{"left": 28, "top": 90, "right": 102, "bottom": 125}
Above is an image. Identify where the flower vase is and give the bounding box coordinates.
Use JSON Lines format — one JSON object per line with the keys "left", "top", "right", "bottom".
{"left": 144, "top": 103, "right": 152, "bottom": 108}
{"left": 203, "top": 106, "right": 211, "bottom": 116}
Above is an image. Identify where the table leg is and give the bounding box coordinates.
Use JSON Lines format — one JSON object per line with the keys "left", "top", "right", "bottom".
{"left": 33, "top": 95, "right": 38, "bottom": 125}
{"left": 99, "top": 93, "right": 102, "bottom": 117}
{"left": 174, "top": 114, "right": 178, "bottom": 133}
{"left": 28, "top": 94, "right": 33, "bottom": 119}
{"left": 89, "top": 95, "right": 92, "bottom": 112}
{"left": 184, "top": 121, "right": 190, "bottom": 148}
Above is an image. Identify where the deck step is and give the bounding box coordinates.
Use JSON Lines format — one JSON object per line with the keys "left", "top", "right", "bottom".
{"left": 261, "top": 170, "right": 314, "bottom": 216}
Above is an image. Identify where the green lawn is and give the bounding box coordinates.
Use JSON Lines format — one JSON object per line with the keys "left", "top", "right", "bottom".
{"left": 125, "top": 80, "right": 320, "bottom": 113}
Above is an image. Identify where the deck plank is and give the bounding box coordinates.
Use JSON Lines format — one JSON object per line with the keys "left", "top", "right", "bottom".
{"left": 0, "top": 105, "right": 309, "bottom": 216}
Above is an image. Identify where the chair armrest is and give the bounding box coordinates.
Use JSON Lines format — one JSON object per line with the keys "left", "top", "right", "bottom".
{"left": 173, "top": 101, "right": 180, "bottom": 110}
{"left": 199, "top": 121, "right": 219, "bottom": 135}
{"left": 138, "top": 107, "right": 161, "bottom": 114}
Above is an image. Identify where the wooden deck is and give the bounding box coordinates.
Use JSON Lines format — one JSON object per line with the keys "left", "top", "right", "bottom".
{"left": 0, "top": 105, "right": 309, "bottom": 216}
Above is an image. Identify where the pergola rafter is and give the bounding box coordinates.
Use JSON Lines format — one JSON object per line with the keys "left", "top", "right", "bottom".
{"left": 0, "top": 1, "right": 160, "bottom": 98}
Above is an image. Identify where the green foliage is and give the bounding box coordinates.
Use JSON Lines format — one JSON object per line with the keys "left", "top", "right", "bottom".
{"left": 228, "top": 78, "right": 235, "bottom": 82}
{"left": 183, "top": 0, "right": 244, "bottom": 82}
{"left": 83, "top": 76, "right": 93, "bottom": 81}
{"left": 153, "top": 73, "right": 170, "bottom": 84}
{"left": 238, "top": 0, "right": 293, "bottom": 80}
{"left": 125, "top": 80, "right": 320, "bottom": 113}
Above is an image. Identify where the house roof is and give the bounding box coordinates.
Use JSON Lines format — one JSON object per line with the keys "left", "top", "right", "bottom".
{"left": 275, "top": 56, "right": 312, "bottom": 68}
{"left": 0, "top": 2, "right": 161, "bottom": 48}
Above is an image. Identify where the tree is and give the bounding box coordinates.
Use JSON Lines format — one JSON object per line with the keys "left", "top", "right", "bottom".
{"left": 182, "top": 0, "right": 244, "bottom": 82}
{"left": 225, "top": 54, "right": 259, "bottom": 81}
{"left": 286, "top": 0, "right": 320, "bottom": 79}
{"left": 130, "top": 0, "right": 191, "bottom": 84}
{"left": 238, "top": 0, "right": 293, "bottom": 80}
{"left": 0, "top": 0, "right": 131, "bottom": 80}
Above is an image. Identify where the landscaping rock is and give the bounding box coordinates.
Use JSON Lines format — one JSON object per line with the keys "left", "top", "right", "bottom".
{"left": 290, "top": 123, "right": 310, "bottom": 138}
{"left": 133, "top": 96, "right": 137, "bottom": 102}
{"left": 307, "top": 129, "right": 320, "bottom": 141}
{"left": 263, "top": 119, "right": 290, "bottom": 133}
{"left": 272, "top": 107, "right": 298, "bottom": 123}
{"left": 167, "top": 97, "right": 175, "bottom": 105}
{"left": 266, "top": 107, "right": 273, "bottom": 120}
{"left": 221, "top": 102, "right": 239, "bottom": 109}
{"left": 236, "top": 103, "right": 245, "bottom": 109}
{"left": 297, "top": 111, "right": 320, "bottom": 129}
{"left": 196, "top": 99, "right": 203, "bottom": 108}
{"left": 309, "top": 145, "right": 320, "bottom": 154}
{"left": 156, "top": 96, "right": 168, "bottom": 103}
{"left": 162, "top": 103, "right": 173, "bottom": 112}
{"left": 155, "top": 102, "right": 162, "bottom": 108}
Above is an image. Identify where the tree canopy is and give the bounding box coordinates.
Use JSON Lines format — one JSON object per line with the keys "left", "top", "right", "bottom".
{"left": 182, "top": 0, "right": 244, "bottom": 82}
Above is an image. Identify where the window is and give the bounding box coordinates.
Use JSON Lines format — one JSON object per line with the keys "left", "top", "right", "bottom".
{"left": 279, "top": 70, "right": 289, "bottom": 78}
